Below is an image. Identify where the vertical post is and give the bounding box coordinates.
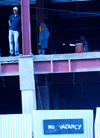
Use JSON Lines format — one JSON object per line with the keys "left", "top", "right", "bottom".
{"left": 36, "top": 0, "right": 44, "bottom": 54}
{"left": 21, "top": 0, "right": 32, "bottom": 55}
{"left": 19, "top": 55, "right": 36, "bottom": 114}
{"left": 48, "top": 13, "right": 55, "bottom": 54}
{"left": 19, "top": 55, "right": 36, "bottom": 137}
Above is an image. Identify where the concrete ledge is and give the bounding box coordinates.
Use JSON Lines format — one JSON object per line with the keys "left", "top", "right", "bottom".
{"left": 0, "top": 52, "right": 100, "bottom": 63}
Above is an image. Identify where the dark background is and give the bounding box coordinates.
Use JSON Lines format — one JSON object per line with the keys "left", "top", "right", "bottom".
{"left": 0, "top": 1, "right": 100, "bottom": 55}
{"left": 0, "top": 1, "right": 100, "bottom": 120}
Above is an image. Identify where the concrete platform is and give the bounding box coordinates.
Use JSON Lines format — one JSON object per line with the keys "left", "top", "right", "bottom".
{"left": 0, "top": 52, "right": 100, "bottom": 76}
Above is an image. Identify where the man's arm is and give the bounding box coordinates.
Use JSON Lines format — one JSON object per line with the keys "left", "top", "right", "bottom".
{"left": 19, "top": 16, "right": 22, "bottom": 35}
{"left": 8, "top": 20, "right": 11, "bottom": 26}
{"left": 8, "top": 15, "right": 12, "bottom": 26}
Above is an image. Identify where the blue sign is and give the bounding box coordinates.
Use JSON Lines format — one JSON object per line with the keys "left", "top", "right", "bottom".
{"left": 43, "top": 119, "right": 84, "bottom": 135}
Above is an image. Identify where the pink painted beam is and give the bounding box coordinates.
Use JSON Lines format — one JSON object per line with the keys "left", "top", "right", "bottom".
{"left": 71, "top": 59, "right": 100, "bottom": 72}
{"left": 53, "top": 61, "right": 69, "bottom": 73}
{"left": 21, "top": 0, "right": 32, "bottom": 55}
{"left": 1, "top": 63, "right": 19, "bottom": 76}
{"left": 1, "top": 58, "right": 100, "bottom": 76}
{"left": 34, "top": 59, "right": 100, "bottom": 74}
{"left": 34, "top": 61, "right": 51, "bottom": 73}
{"left": 34, "top": 60, "right": 70, "bottom": 74}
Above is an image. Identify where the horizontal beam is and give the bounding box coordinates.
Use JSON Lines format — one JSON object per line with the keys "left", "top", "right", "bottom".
{"left": 34, "top": 59, "right": 100, "bottom": 74}
{"left": 0, "top": 52, "right": 100, "bottom": 76}
{"left": 0, "top": 52, "right": 100, "bottom": 63}
{"left": 1, "top": 63, "right": 19, "bottom": 76}
{"left": 33, "top": 52, "right": 100, "bottom": 61}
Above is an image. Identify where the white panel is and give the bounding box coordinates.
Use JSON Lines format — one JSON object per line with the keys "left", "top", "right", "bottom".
{"left": 51, "top": 0, "right": 70, "bottom": 2}
{"left": 33, "top": 110, "right": 93, "bottom": 138}
{"left": 19, "top": 56, "right": 36, "bottom": 114}
{"left": 21, "top": 90, "right": 36, "bottom": 114}
{"left": 0, "top": 114, "right": 32, "bottom": 138}
{"left": 51, "top": 0, "right": 91, "bottom": 3}
{"left": 95, "top": 107, "right": 100, "bottom": 138}
{"left": 19, "top": 56, "right": 35, "bottom": 90}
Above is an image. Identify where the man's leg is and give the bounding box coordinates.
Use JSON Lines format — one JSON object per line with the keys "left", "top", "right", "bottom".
{"left": 9, "top": 30, "right": 14, "bottom": 55}
{"left": 42, "top": 48, "right": 46, "bottom": 55}
{"left": 38, "top": 49, "right": 41, "bottom": 55}
{"left": 41, "top": 39, "right": 48, "bottom": 55}
{"left": 14, "top": 31, "right": 19, "bottom": 56}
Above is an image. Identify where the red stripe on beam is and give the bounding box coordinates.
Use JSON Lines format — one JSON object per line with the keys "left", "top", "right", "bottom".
{"left": 34, "top": 62, "right": 51, "bottom": 73}
{"left": 1, "top": 64, "right": 19, "bottom": 75}
{"left": 53, "top": 61, "right": 69, "bottom": 73}
{"left": 71, "top": 59, "right": 100, "bottom": 72}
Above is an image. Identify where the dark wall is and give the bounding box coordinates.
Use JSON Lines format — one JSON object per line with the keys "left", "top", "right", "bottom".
{"left": 0, "top": 1, "right": 100, "bottom": 55}
{"left": 36, "top": 72, "right": 100, "bottom": 120}
{"left": 0, "top": 76, "right": 22, "bottom": 114}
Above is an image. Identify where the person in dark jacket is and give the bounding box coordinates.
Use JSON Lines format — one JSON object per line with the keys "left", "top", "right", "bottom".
{"left": 8, "top": 7, "right": 21, "bottom": 56}
{"left": 80, "top": 35, "right": 89, "bottom": 52}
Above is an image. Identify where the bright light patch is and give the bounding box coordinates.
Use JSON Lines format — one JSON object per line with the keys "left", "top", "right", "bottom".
{"left": 63, "top": 43, "right": 65, "bottom": 46}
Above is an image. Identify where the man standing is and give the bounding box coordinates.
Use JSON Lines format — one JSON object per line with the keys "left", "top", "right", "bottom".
{"left": 8, "top": 7, "right": 21, "bottom": 56}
